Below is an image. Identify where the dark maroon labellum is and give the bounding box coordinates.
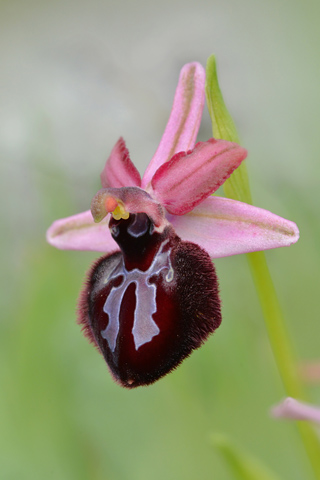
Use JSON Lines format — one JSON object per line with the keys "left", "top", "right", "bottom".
{"left": 79, "top": 213, "right": 221, "bottom": 388}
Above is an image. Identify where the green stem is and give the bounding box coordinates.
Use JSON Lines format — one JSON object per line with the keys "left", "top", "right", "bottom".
{"left": 205, "top": 54, "right": 320, "bottom": 479}
{"left": 247, "top": 251, "right": 320, "bottom": 479}
{"left": 247, "top": 251, "right": 302, "bottom": 398}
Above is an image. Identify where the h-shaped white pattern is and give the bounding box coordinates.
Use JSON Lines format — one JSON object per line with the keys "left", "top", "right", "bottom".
{"left": 101, "top": 240, "right": 174, "bottom": 351}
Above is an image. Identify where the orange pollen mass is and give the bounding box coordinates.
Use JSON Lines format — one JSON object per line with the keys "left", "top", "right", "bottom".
{"left": 105, "top": 197, "right": 118, "bottom": 213}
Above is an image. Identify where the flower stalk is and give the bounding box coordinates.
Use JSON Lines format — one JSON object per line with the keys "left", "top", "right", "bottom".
{"left": 205, "top": 54, "right": 320, "bottom": 479}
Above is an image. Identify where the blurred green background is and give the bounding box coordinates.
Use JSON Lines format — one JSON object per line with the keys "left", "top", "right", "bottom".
{"left": 1, "top": 0, "right": 320, "bottom": 479}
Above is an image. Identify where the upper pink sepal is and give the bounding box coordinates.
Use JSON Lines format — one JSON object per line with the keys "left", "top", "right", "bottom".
{"left": 46, "top": 210, "right": 118, "bottom": 252}
{"left": 141, "top": 62, "right": 205, "bottom": 189}
{"left": 150, "top": 139, "right": 247, "bottom": 215}
{"left": 272, "top": 397, "right": 320, "bottom": 424}
{"left": 167, "top": 196, "right": 299, "bottom": 258}
{"left": 100, "top": 137, "right": 141, "bottom": 188}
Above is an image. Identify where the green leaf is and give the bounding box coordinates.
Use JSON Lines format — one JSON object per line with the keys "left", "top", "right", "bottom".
{"left": 212, "top": 434, "right": 282, "bottom": 480}
{"left": 205, "top": 54, "right": 252, "bottom": 205}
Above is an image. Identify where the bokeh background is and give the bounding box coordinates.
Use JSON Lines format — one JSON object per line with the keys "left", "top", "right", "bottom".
{"left": 1, "top": 0, "right": 320, "bottom": 478}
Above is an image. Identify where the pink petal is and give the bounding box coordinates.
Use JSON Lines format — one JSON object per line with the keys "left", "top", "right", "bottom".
{"left": 151, "top": 139, "right": 247, "bottom": 215}
{"left": 142, "top": 62, "right": 205, "bottom": 189}
{"left": 46, "top": 210, "right": 118, "bottom": 252}
{"left": 167, "top": 196, "right": 299, "bottom": 258}
{"left": 272, "top": 397, "right": 320, "bottom": 424}
{"left": 100, "top": 137, "right": 141, "bottom": 188}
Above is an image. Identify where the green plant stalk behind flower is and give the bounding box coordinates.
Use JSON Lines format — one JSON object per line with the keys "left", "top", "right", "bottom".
{"left": 212, "top": 434, "right": 282, "bottom": 480}
{"left": 205, "top": 54, "right": 320, "bottom": 479}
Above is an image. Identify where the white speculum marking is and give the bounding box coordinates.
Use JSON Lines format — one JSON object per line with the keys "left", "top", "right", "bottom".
{"left": 101, "top": 240, "right": 174, "bottom": 351}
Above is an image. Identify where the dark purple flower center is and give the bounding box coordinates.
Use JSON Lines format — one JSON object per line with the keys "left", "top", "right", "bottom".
{"left": 78, "top": 212, "right": 222, "bottom": 388}
{"left": 109, "top": 213, "right": 160, "bottom": 270}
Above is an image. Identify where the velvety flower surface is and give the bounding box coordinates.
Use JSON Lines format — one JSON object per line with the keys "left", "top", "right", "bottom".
{"left": 47, "top": 62, "right": 299, "bottom": 388}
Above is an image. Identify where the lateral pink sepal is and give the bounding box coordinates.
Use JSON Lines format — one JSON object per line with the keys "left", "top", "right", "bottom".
{"left": 272, "top": 397, "right": 320, "bottom": 424}
{"left": 142, "top": 62, "right": 205, "bottom": 189}
{"left": 46, "top": 210, "right": 118, "bottom": 252}
{"left": 167, "top": 196, "right": 299, "bottom": 258}
{"left": 151, "top": 139, "right": 247, "bottom": 215}
{"left": 100, "top": 137, "right": 141, "bottom": 188}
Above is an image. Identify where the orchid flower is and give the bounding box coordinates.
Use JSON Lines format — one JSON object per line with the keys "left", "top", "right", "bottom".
{"left": 272, "top": 397, "right": 320, "bottom": 425}
{"left": 47, "top": 62, "right": 299, "bottom": 388}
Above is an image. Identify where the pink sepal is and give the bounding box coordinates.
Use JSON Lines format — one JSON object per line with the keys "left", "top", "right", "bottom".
{"left": 100, "top": 137, "right": 141, "bottom": 188}
{"left": 142, "top": 62, "right": 205, "bottom": 189}
{"left": 151, "top": 139, "right": 247, "bottom": 215}
{"left": 46, "top": 210, "right": 119, "bottom": 252}
{"left": 272, "top": 397, "right": 320, "bottom": 424}
{"left": 167, "top": 196, "right": 299, "bottom": 258}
